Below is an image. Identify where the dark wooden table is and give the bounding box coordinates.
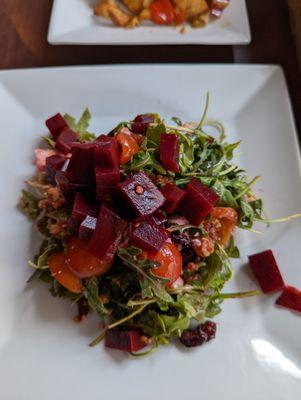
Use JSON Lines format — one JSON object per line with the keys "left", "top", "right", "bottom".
{"left": 1, "top": 0, "right": 300, "bottom": 136}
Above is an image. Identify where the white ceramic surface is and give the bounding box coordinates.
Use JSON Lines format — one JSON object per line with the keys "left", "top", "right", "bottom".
{"left": 0, "top": 65, "right": 300, "bottom": 400}
{"left": 48, "top": 0, "right": 251, "bottom": 45}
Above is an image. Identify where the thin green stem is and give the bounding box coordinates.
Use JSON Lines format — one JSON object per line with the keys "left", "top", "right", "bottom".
{"left": 89, "top": 330, "right": 106, "bottom": 347}
{"left": 219, "top": 290, "right": 261, "bottom": 299}
{"left": 107, "top": 304, "right": 148, "bottom": 330}
{"left": 234, "top": 175, "right": 260, "bottom": 200}
{"left": 197, "top": 92, "right": 210, "bottom": 129}
{"left": 255, "top": 213, "right": 301, "bottom": 224}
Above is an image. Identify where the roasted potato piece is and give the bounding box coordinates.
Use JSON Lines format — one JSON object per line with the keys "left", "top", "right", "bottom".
{"left": 172, "top": 0, "right": 208, "bottom": 19}
{"left": 121, "top": 0, "right": 143, "bottom": 13}
{"left": 94, "top": 0, "right": 132, "bottom": 27}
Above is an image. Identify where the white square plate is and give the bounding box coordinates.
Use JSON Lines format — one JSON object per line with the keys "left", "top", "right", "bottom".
{"left": 0, "top": 65, "right": 300, "bottom": 400}
{"left": 48, "top": 0, "right": 251, "bottom": 45}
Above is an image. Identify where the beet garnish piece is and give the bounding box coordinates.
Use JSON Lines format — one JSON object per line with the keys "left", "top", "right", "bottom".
{"left": 68, "top": 192, "right": 99, "bottom": 233}
{"left": 248, "top": 250, "right": 285, "bottom": 294}
{"left": 95, "top": 135, "right": 119, "bottom": 168}
{"left": 179, "top": 179, "right": 220, "bottom": 226}
{"left": 55, "top": 171, "right": 88, "bottom": 202}
{"left": 105, "top": 329, "right": 147, "bottom": 352}
{"left": 117, "top": 171, "right": 165, "bottom": 218}
{"left": 132, "top": 114, "right": 155, "bottom": 135}
{"left": 45, "top": 113, "right": 69, "bottom": 139}
{"left": 95, "top": 166, "right": 120, "bottom": 201}
{"left": 45, "top": 155, "right": 66, "bottom": 184}
{"left": 276, "top": 286, "right": 301, "bottom": 313}
{"left": 159, "top": 133, "right": 180, "bottom": 173}
{"left": 79, "top": 216, "right": 97, "bottom": 240}
{"left": 160, "top": 183, "right": 185, "bottom": 214}
{"left": 55, "top": 128, "right": 78, "bottom": 154}
{"left": 131, "top": 219, "right": 169, "bottom": 255}
{"left": 88, "top": 204, "right": 127, "bottom": 261}
{"left": 66, "top": 142, "right": 96, "bottom": 185}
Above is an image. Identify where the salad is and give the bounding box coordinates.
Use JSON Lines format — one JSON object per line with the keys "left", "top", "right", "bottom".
{"left": 93, "top": 0, "right": 229, "bottom": 29}
{"left": 20, "top": 97, "right": 299, "bottom": 356}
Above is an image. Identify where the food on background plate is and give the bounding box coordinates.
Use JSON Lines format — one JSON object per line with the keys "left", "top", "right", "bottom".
{"left": 93, "top": 0, "right": 230, "bottom": 29}
{"left": 20, "top": 96, "right": 300, "bottom": 356}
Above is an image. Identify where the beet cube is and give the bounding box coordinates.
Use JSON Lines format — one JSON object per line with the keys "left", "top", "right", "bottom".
{"left": 160, "top": 133, "right": 180, "bottom": 173}
{"left": 55, "top": 171, "right": 88, "bottom": 202}
{"left": 105, "top": 329, "right": 147, "bottom": 352}
{"left": 45, "top": 155, "right": 66, "bottom": 184}
{"left": 179, "top": 180, "right": 219, "bottom": 226}
{"left": 248, "top": 250, "right": 285, "bottom": 294}
{"left": 132, "top": 114, "right": 155, "bottom": 135}
{"left": 79, "top": 216, "right": 97, "bottom": 240}
{"left": 151, "top": 210, "right": 167, "bottom": 226}
{"left": 88, "top": 204, "right": 127, "bottom": 261}
{"left": 131, "top": 219, "right": 169, "bottom": 255}
{"left": 117, "top": 171, "right": 165, "bottom": 218}
{"left": 68, "top": 192, "right": 99, "bottom": 233}
{"left": 160, "top": 183, "right": 185, "bottom": 214}
{"left": 276, "top": 286, "right": 301, "bottom": 313}
{"left": 95, "top": 135, "right": 119, "bottom": 168}
{"left": 66, "top": 142, "right": 96, "bottom": 185}
{"left": 95, "top": 166, "right": 120, "bottom": 201}
{"left": 55, "top": 129, "right": 78, "bottom": 154}
{"left": 45, "top": 113, "right": 68, "bottom": 139}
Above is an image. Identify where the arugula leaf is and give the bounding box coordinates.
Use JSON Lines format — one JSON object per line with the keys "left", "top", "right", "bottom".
{"left": 64, "top": 108, "right": 96, "bottom": 142}
{"left": 20, "top": 190, "right": 40, "bottom": 219}
{"left": 146, "top": 123, "right": 166, "bottom": 144}
{"left": 225, "top": 236, "right": 240, "bottom": 258}
{"left": 85, "top": 277, "right": 110, "bottom": 318}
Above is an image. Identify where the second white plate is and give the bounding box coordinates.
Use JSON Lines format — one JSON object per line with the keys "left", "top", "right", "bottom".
{"left": 48, "top": 0, "right": 251, "bottom": 45}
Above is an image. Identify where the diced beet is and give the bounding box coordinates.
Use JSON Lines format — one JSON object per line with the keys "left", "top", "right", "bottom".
{"left": 160, "top": 183, "right": 185, "bottom": 214}
{"left": 55, "top": 171, "right": 88, "bottom": 202}
{"left": 88, "top": 204, "right": 127, "bottom": 261}
{"left": 79, "top": 216, "right": 97, "bottom": 240}
{"left": 45, "top": 113, "right": 69, "bottom": 139}
{"left": 45, "top": 155, "right": 66, "bottom": 184}
{"left": 66, "top": 142, "right": 96, "bottom": 185}
{"left": 276, "top": 286, "right": 301, "bottom": 312}
{"left": 95, "top": 135, "right": 119, "bottom": 168}
{"left": 95, "top": 166, "right": 120, "bottom": 201}
{"left": 131, "top": 219, "right": 169, "bottom": 255}
{"left": 248, "top": 250, "right": 285, "bottom": 294}
{"left": 132, "top": 114, "right": 155, "bottom": 135}
{"left": 179, "top": 180, "right": 219, "bottom": 226}
{"left": 105, "top": 329, "right": 147, "bottom": 352}
{"left": 68, "top": 192, "right": 99, "bottom": 233}
{"left": 117, "top": 171, "right": 165, "bottom": 218}
{"left": 55, "top": 129, "right": 78, "bottom": 154}
{"left": 159, "top": 134, "right": 180, "bottom": 173}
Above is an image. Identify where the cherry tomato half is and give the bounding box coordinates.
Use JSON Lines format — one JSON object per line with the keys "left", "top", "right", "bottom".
{"left": 150, "top": 0, "right": 175, "bottom": 25}
{"left": 49, "top": 252, "right": 83, "bottom": 293}
{"left": 116, "top": 128, "right": 140, "bottom": 165}
{"left": 66, "top": 238, "right": 112, "bottom": 278}
{"left": 148, "top": 242, "right": 182, "bottom": 283}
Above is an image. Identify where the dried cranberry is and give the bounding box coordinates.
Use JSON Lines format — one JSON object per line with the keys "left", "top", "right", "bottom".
{"left": 180, "top": 321, "right": 216, "bottom": 348}
{"left": 180, "top": 328, "right": 207, "bottom": 348}
{"left": 171, "top": 232, "right": 195, "bottom": 264}
{"left": 199, "top": 321, "right": 216, "bottom": 341}
{"left": 77, "top": 298, "right": 90, "bottom": 321}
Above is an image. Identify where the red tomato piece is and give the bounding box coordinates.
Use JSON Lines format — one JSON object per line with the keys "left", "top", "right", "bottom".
{"left": 148, "top": 242, "right": 182, "bottom": 283}
{"left": 49, "top": 252, "right": 83, "bottom": 294}
{"left": 150, "top": 0, "right": 175, "bottom": 25}
{"left": 66, "top": 238, "right": 112, "bottom": 278}
{"left": 116, "top": 128, "right": 140, "bottom": 165}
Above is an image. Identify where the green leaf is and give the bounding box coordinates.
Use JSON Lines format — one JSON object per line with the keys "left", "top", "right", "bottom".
{"left": 64, "top": 108, "right": 96, "bottom": 142}
{"left": 42, "top": 136, "right": 55, "bottom": 148}
{"left": 34, "top": 238, "right": 62, "bottom": 268}
{"left": 20, "top": 190, "right": 40, "bottom": 219}
{"left": 146, "top": 123, "right": 166, "bottom": 144}
{"left": 85, "top": 277, "right": 110, "bottom": 318}
{"left": 225, "top": 236, "right": 240, "bottom": 258}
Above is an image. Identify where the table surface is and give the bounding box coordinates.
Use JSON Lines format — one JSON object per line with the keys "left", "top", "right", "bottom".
{"left": 1, "top": 0, "right": 300, "bottom": 137}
